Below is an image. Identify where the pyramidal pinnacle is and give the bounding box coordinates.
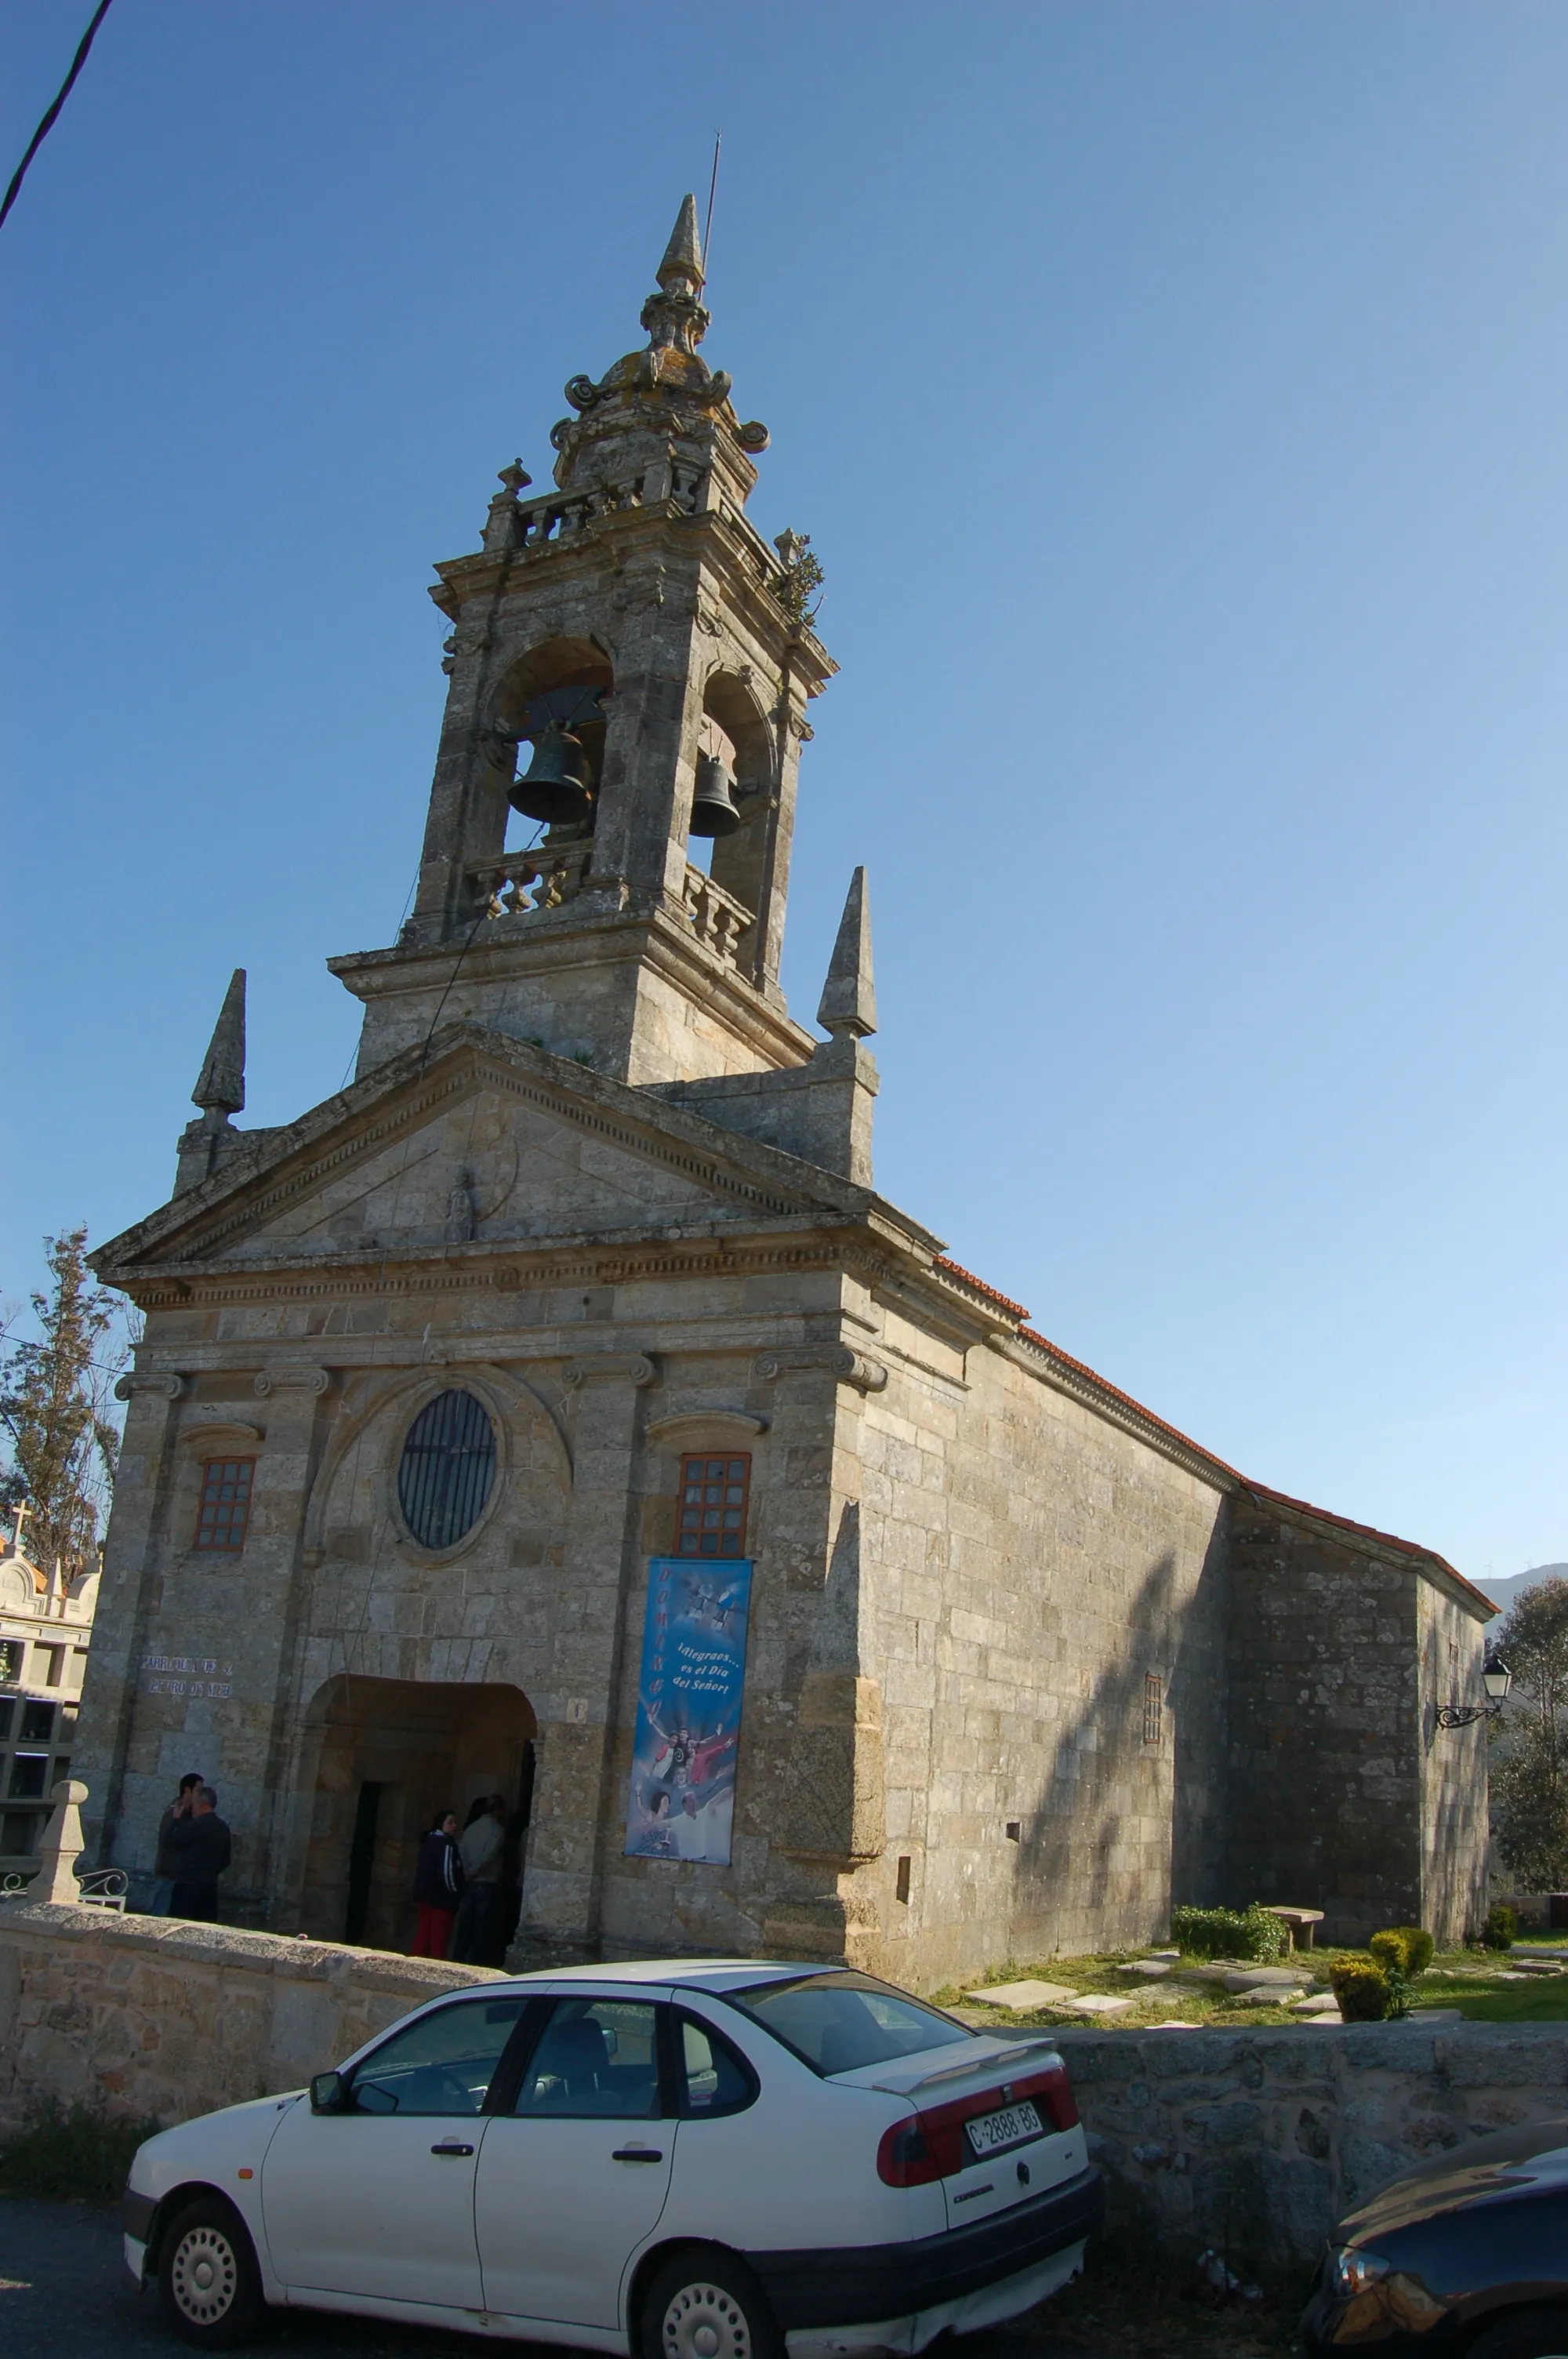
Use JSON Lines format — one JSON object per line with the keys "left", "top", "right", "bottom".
{"left": 658, "top": 192, "right": 706, "bottom": 290}
{"left": 192, "top": 969, "right": 246, "bottom": 1117}
{"left": 817, "top": 868, "right": 877, "bottom": 1040}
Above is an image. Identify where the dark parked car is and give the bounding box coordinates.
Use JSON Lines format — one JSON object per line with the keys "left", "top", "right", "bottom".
{"left": 1302, "top": 2121, "right": 1568, "bottom": 2359}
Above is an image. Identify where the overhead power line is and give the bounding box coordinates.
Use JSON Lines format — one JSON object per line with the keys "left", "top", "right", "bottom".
{"left": 0, "top": 0, "right": 118, "bottom": 236}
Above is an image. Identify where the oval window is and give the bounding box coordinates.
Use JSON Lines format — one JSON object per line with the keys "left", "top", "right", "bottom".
{"left": 397, "top": 1390, "right": 496, "bottom": 1550}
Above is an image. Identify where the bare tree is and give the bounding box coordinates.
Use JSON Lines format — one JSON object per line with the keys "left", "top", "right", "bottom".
{"left": 0, "top": 1227, "right": 133, "bottom": 1573}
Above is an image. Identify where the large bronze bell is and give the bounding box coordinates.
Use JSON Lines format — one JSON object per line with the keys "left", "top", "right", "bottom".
{"left": 509, "top": 721, "right": 593, "bottom": 825}
{"left": 690, "top": 752, "right": 742, "bottom": 838}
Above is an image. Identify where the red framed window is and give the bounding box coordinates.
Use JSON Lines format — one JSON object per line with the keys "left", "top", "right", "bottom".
{"left": 1142, "top": 1672, "right": 1163, "bottom": 1749}
{"left": 676, "top": 1454, "right": 750, "bottom": 1557}
{"left": 194, "top": 1459, "right": 255, "bottom": 1552}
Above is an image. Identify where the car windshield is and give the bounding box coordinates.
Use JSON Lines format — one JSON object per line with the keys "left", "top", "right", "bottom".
{"left": 726, "top": 1971, "right": 975, "bottom": 2077}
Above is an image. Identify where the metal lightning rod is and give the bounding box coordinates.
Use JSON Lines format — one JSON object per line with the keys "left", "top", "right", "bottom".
{"left": 704, "top": 129, "right": 722, "bottom": 272}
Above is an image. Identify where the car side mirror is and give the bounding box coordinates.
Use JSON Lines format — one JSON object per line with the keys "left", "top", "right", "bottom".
{"left": 310, "top": 2071, "right": 347, "bottom": 2114}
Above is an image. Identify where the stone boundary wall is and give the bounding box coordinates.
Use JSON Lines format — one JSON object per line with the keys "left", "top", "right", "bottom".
{"left": 0, "top": 1904, "right": 501, "bottom": 2132}
{"left": 5, "top": 1908, "right": 1568, "bottom": 2287}
{"left": 1056, "top": 2019, "right": 1568, "bottom": 2277}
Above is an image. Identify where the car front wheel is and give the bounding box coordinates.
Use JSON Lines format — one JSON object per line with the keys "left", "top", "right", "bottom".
{"left": 158, "top": 2196, "right": 267, "bottom": 2349}
{"left": 644, "top": 2251, "right": 780, "bottom": 2359}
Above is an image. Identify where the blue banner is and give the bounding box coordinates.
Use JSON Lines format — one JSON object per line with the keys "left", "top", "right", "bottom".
{"left": 623, "top": 1556, "right": 753, "bottom": 1865}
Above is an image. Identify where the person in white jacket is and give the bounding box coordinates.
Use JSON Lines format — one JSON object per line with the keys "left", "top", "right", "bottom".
{"left": 450, "top": 1794, "right": 508, "bottom": 1963}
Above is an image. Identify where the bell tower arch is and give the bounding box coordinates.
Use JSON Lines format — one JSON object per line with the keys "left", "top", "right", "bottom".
{"left": 330, "top": 197, "right": 837, "bottom": 1090}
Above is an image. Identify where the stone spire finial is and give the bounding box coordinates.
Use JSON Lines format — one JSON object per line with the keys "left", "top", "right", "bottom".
{"left": 192, "top": 969, "right": 246, "bottom": 1117}
{"left": 816, "top": 869, "right": 877, "bottom": 1040}
{"left": 658, "top": 194, "right": 706, "bottom": 293}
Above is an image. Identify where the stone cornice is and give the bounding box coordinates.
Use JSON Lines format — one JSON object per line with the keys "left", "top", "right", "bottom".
{"left": 328, "top": 900, "right": 816, "bottom": 1074}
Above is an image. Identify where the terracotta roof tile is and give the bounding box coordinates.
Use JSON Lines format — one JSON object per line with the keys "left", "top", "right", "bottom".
{"left": 931, "top": 1255, "right": 1030, "bottom": 1321}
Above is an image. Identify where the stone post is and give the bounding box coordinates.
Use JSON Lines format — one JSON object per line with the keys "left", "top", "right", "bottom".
{"left": 34, "top": 1779, "right": 89, "bottom": 1904}
{"left": 513, "top": 1352, "right": 655, "bottom": 1964}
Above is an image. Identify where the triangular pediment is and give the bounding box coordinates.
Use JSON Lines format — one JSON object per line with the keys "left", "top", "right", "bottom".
{"left": 94, "top": 1025, "right": 873, "bottom": 1281}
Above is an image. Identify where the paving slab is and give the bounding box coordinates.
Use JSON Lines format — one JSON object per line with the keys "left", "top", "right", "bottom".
{"left": 1063, "top": 1993, "right": 1135, "bottom": 2016}
{"left": 1116, "top": 1960, "right": 1172, "bottom": 1977}
{"left": 964, "top": 1979, "right": 1078, "bottom": 2009}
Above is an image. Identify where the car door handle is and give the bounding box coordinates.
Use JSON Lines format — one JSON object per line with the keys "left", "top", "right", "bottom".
{"left": 430, "top": 2142, "right": 475, "bottom": 2157}
{"left": 612, "top": 2147, "right": 664, "bottom": 2163}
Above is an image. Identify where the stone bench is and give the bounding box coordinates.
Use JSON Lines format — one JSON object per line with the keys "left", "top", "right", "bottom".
{"left": 1261, "top": 1905, "right": 1326, "bottom": 1949}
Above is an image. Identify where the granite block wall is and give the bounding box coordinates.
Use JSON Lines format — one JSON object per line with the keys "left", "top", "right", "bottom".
{"left": 1058, "top": 2018, "right": 1568, "bottom": 2277}
{"left": 1224, "top": 1495, "right": 1486, "bottom": 1946}
{"left": 0, "top": 1903, "right": 499, "bottom": 2133}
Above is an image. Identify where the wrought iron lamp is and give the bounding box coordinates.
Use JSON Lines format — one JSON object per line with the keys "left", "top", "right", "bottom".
{"left": 1436, "top": 1656, "right": 1512, "bottom": 1729}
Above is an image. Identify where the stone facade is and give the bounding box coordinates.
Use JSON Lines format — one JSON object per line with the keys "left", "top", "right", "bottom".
{"left": 74, "top": 198, "right": 1494, "bottom": 1985}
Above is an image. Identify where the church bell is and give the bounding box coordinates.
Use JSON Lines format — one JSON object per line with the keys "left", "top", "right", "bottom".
{"left": 689, "top": 752, "right": 742, "bottom": 838}
{"left": 509, "top": 721, "right": 593, "bottom": 825}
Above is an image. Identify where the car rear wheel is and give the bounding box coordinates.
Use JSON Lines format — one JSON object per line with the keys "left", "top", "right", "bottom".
{"left": 644, "top": 2251, "right": 780, "bottom": 2359}
{"left": 1468, "top": 2312, "right": 1568, "bottom": 2359}
{"left": 158, "top": 2197, "right": 267, "bottom": 2349}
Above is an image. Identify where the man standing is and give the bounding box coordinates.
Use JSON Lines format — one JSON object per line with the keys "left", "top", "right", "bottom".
{"left": 149, "top": 1772, "right": 204, "bottom": 1915}
{"left": 163, "top": 1785, "right": 232, "bottom": 1922}
{"left": 451, "top": 1794, "right": 507, "bottom": 1965}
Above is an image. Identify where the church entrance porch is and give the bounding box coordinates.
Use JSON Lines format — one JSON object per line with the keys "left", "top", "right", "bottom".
{"left": 300, "top": 1675, "right": 535, "bottom": 1954}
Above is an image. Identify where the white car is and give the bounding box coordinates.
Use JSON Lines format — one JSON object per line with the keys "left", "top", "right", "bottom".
{"left": 122, "top": 1959, "right": 1102, "bottom": 2358}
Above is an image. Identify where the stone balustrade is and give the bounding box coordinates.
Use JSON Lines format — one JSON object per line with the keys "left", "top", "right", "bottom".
{"left": 683, "top": 865, "right": 754, "bottom": 969}
{"left": 483, "top": 460, "right": 706, "bottom": 556}
{"left": 467, "top": 840, "right": 593, "bottom": 923}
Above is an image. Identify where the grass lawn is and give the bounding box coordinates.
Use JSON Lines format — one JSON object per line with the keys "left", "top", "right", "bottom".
{"left": 934, "top": 1938, "right": 1568, "bottom": 2030}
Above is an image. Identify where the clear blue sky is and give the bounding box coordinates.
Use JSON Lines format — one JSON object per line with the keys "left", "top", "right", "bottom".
{"left": 3, "top": 2, "right": 1564, "bottom": 1587}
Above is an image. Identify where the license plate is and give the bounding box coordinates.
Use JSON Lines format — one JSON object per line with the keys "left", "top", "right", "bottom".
{"left": 965, "top": 2099, "right": 1044, "bottom": 2157}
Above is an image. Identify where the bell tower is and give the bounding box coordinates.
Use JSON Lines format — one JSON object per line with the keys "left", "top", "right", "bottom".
{"left": 331, "top": 198, "right": 837, "bottom": 1092}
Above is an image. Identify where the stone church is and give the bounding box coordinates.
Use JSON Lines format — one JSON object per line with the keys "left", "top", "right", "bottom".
{"left": 78, "top": 200, "right": 1494, "bottom": 1985}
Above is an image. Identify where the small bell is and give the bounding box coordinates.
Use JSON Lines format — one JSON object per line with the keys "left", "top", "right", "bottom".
{"left": 509, "top": 722, "right": 593, "bottom": 825}
{"left": 690, "top": 752, "right": 742, "bottom": 838}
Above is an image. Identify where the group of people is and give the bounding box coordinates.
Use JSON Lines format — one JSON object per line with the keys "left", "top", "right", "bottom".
{"left": 151, "top": 1772, "right": 233, "bottom": 1920}
{"left": 410, "top": 1793, "right": 519, "bottom": 1965}
{"left": 145, "top": 1774, "right": 524, "bottom": 1958}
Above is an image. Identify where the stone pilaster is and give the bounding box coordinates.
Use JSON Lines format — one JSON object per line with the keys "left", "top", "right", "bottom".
{"left": 242, "top": 1370, "right": 334, "bottom": 1910}
{"left": 74, "top": 1372, "right": 184, "bottom": 1868}
{"left": 512, "top": 1352, "right": 656, "bottom": 1964}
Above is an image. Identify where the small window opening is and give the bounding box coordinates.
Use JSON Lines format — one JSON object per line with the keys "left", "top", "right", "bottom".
{"left": 194, "top": 1459, "right": 255, "bottom": 1553}
{"left": 895, "top": 1855, "right": 912, "bottom": 1904}
{"left": 1142, "top": 1672, "right": 1163, "bottom": 1749}
{"left": 676, "top": 1454, "right": 751, "bottom": 1557}
{"left": 1004, "top": 1821, "right": 1021, "bottom": 1843}
{"left": 1447, "top": 1638, "right": 1460, "bottom": 1702}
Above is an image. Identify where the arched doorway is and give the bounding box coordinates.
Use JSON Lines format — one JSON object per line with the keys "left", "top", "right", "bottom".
{"left": 301, "top": 1676, "right": 536, "bottom": 1952}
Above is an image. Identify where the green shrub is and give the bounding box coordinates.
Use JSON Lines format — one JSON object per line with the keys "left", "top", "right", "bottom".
{"left": 1330, "top": 1960, "right": 1392, "bottom": 2022}
{"left": 1483, "top": 1904, "right": 1517, "bottom": 1952}
{"left": 1370, "top": 1926, "right": 1435, "bottom": 1979}
{"left": 1171, "top": 1903, "right": 1289, "bottom": 1963}
{"left": 0, "top": 2097, "right": 162, "bottom": 2205}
